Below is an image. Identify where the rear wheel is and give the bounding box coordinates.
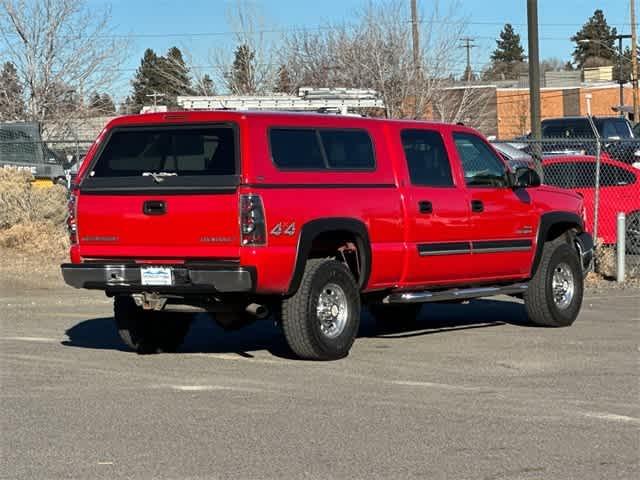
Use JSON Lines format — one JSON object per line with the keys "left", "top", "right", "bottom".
{"left": 524, "top": 237, "right": 583, "bottom": 327}
{"left": 114, "top": 296, "right": 192, "bottom": 353}
{"left": 281, "top": 259, "right": 360, "bottom": 360}
{"left": 626, "top": 212, "right": 640, "bottom": 255}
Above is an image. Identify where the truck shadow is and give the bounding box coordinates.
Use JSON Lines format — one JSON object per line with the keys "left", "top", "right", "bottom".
{"left": 62, "top": 298, "right": 535, "bottom": 359}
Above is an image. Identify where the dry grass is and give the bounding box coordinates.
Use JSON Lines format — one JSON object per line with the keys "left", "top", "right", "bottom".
{"left": 0, "top": 168, "right": 68, "bottom": 258}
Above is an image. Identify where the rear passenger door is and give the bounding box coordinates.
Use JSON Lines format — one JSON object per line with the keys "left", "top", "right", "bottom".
{"left": 452, "top": 132, "right": 538, "bottom": 279}
{"left": 399, "top": 129, "right": 472, "bottom": 284}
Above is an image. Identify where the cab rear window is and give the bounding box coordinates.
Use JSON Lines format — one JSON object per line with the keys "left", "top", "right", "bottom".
{"left": 81, "top": 124, "right": 239, "bottom": 192}
{"left": 91, "top": 126, "right": 236, "bottom": 177}
{"left": 270, "top": 128, "right": 375, "bottom": 170}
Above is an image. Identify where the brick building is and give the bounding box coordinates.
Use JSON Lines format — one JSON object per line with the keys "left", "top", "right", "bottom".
{"left": 451, "top": 83, "right": 635, "bottom": 140}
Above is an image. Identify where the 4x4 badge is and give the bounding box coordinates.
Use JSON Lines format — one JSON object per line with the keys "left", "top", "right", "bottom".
{"left": 271, "top": 222, "right": 296, "bottom": 236}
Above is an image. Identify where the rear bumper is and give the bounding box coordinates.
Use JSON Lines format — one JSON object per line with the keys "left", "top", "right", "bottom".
{"left": 60, "top": 263, "right": 254, "bottom": 293}
{"left": 575, "top": 232, "right": 594, "bottom": 274}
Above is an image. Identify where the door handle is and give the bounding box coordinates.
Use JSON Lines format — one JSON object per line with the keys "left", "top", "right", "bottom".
{"left": 471, "top": 200, "right": 484, "bottom": 213}
{"left": 418, "top": 200, "right": 433, "bottom": 214}
{"left": 143, "top": 200, "right": 166, "bottom": 215}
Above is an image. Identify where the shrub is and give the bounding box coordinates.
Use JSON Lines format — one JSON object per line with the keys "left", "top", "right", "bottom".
{"left": 0, "top": 168, "right": 68, "bottom": 257}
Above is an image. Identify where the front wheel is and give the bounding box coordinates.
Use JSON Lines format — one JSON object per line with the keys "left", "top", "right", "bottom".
{"left": 282, "top": 259, "right": 361, "bottom": 360}
{"left": 524, "top": 237, "right": 583, "bottom": 327}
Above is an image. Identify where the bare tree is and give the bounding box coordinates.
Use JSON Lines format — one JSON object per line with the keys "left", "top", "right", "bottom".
{"left": 0, "top": 0, "right": 127, "bottom": 136}
{"left": 211, "top": 0, "right": 276, "bottom": 94}
{"left": 280, "top": 0, "right": 489, "bottom": 121}
{"left": 431, "top": 83, "right": 494, "bottom": 132}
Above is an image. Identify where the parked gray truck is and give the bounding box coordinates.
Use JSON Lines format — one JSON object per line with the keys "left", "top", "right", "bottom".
{"left": 0, "top": 122, "right": 67, "bottom": 184}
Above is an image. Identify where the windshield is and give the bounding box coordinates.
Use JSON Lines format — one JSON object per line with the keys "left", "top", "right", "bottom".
{"left": 593, "top": 118, "right": 633, "bottom": 139}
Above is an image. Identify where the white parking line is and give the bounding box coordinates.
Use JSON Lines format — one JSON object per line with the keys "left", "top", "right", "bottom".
{"left": 578, "top": 411, "right": 640, "bottom": 424}
{"left": 0, "top": 336, "right": 59, "bottom": 343}
{"left": 161, "top": 384, "right": 265, "bottom": 393}
{"left": 390, "top": 380, "right": 483, "bottom": 391}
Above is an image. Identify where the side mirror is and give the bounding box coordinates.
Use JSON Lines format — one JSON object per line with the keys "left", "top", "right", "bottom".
{"left": 512, "top": 167, "right": 541, "bottom": 188}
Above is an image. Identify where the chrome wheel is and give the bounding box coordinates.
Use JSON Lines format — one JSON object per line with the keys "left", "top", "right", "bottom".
{"left": 316, "top": 282, "right": 349, "bottom": 338}
{"left": 552, "top": 262, "right": 575, "bottom": 310}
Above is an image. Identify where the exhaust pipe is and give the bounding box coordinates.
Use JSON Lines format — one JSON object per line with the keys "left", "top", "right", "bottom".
{"left": 246, "top": 303, "right": 269, "bottom": 319}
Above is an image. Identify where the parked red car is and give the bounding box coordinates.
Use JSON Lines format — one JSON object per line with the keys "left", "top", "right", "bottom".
{"left": 542, "top": 155, "right": 640, "bottom": 253}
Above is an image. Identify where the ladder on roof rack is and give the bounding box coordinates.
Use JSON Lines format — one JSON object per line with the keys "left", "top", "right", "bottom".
{"left": 177, "top": 88, "right": 385, "bottom": 114}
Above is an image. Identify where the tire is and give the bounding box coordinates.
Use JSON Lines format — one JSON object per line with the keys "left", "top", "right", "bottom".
{"left": 626, "top": 212, "right": 640, "bottom": 255}
{"left": 524, "top": 236, "right": 583, "bottom": 327}
{"left": 281, "top": 259, "right": 360, "bottom": 360}
{"left": 368, "top": 304, "right": 422, "bottom": 328}
{"left": 114, "top": 296, "right": 192, "bottom": 353}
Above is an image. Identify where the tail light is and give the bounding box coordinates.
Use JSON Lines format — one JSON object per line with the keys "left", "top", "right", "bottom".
{"left": 240, "top": 194, "right": 266, "bottom": 246}
{"left": 67, "top": 189, "right": 78, "bottom": 244}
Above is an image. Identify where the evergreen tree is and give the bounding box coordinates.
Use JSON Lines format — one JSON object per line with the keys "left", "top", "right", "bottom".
{"left": 88, "top": 92, "right": 115, "bottom": 114}
{"left": 0, "top": 61, "right": 25, "bottom": 121}
{"left": 226, "top": 44, "right": 256, "bottom": 94}
{"left": 161, "top": 46, "right": 193, "bottom": 104}
{"left": 488, "top": 24, "right": 526, "bottom": 80}
{"left": 130, "top": 47, "right": 193, "bottom": 109}
{"left": 571, "top": 9, "right": 617, "bottom": 68}
{"left": 100, "top": 93, "right": 116, "bottom": 114}
{"left": 275, "top": 64, "right": 293, "bottom": 93}
{"left": 119, "top": 96, "right": 135, "bottom": 115}
{"left": 195, "top": 74, "right": 215, "bottom": 96}
{"left": 131, "top": 48, "right": 164, "bottom": 108}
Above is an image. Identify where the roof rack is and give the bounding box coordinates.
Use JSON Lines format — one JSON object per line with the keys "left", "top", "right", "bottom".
{"left": 177, "top": 88, "right": 385, "bottom": 115}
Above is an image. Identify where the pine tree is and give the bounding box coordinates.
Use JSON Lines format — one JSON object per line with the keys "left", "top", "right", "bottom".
{"left": 275, "top": 65, "right": 293, "bottom": 93}
{"left": 100, "top": 93, "right": 116, "bottom": 114}
{"left": 88, "top": 92, "right": 115, "bottom": 115}
{"left": 226, "top": 44, "right": 256, "bottom": 94}
{"left": 119, "top": 96, "right": 135, "bottom": 115}
{"left": 571, "top": 9, "right": 617, "bottom": 68}
{"left": 161, "top": 46, "right": 193, "bottom": 104}
{"left": 488, "top": 24, "right": 526, "bottom": 80}
{"left": 195, "top": 74, "right": 215, "bottom": 96}
{"left": 131, "top": 49, "right": 164, "bottom": 108}
{"left": 130, "top": 47, "right": 193, "bottom": 109}
{"left": 0, "top": 61, "right": 25, "bottom": 121}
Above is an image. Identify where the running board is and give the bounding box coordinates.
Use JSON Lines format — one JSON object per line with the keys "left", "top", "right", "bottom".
{"left": 383, "top": 283, "right": 528, "bottom": 304}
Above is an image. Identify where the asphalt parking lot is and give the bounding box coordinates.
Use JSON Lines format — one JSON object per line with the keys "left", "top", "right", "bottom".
{"left": 1, "top": 278, "right": 639, "bottom": 480}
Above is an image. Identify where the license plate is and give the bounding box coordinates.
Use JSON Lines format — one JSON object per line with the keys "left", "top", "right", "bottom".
{"left": 140, "top": 266, "right": 173, "bottom": 286}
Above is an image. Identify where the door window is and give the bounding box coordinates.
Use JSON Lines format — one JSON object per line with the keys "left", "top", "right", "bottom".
{"left": 453, "top": 133, "right": 508, "bottom": 187}
{"left": 400, "top": 129, "right": 454, "bottom": 187}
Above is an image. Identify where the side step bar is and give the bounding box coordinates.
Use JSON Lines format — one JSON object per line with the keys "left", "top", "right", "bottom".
{"left": 383, "top": 283, "right": 528, "bottom": 304}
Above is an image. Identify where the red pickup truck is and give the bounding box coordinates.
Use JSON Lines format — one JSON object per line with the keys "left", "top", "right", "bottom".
{"left": 61, "top": 111, "right": 593, "bottom": 360}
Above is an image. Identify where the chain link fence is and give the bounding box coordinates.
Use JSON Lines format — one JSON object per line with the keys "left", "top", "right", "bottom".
{"left": 0, "top": 139, "right": 94, "bottom": 186}
{"left": 0, "top": 134, "right": 637, "bottom": 278}
{"left": 492, "top": 137, "right": 640, "bottom": 277}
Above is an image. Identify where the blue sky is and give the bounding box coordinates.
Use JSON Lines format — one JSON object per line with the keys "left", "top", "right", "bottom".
{"left": 90, "top": 0, "right": 634, "bottom": 101}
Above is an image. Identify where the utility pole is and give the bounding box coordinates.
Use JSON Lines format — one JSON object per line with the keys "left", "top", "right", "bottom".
{"left": 410, "top": 0, "right": 421, "bottom": 118}
{"left": 527, "top": 0, "right": 541, "bottom": 147}
{"left": 460, "top": 37, "right": 477, "bottom": 81}
{"left": 145, "top": 92, "right": 165, "bottom": 107}
{"left": 632, "top": 0, "right": 639, "bottom": 122}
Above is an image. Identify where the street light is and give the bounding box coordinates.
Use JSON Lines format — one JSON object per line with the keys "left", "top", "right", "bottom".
{"left": 578, "top": 35, "right": 632, "bottom": 115}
